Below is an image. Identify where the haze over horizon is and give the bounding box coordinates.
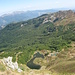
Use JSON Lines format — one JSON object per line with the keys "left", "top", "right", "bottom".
{"left": 0, "top": 0, "right": 75, "bottom": 16}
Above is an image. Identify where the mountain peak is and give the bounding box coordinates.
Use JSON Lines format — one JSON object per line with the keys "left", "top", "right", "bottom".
{"left": 41, "top": 10, "right": 75, "bottom": 26}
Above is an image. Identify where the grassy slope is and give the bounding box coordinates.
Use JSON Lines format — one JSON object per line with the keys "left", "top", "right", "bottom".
{"left": 45, "top": 42, "right": 75, "bottom": 74}
{"left": 0, "top": 11, "right": 75, "bottom": 65}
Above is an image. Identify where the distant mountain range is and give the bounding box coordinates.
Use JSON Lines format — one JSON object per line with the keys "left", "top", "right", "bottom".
{"left": 0, "top": 9, "right": 58, "bottom": 29}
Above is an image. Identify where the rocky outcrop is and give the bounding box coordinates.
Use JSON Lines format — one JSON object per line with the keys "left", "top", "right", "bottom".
{"left": 42, "top": 10, "right": 75, "bottom": 25}
{"left": 2, "top": 56, "right": 22, "bottom": 72}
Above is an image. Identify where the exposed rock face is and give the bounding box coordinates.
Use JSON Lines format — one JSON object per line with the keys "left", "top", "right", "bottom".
{"left": 21, "top": 24, "right": 24, "bottom": 27}
{"left": 42, "top": 10, "right": 75, "bottom": 25}
{"left": 2, "top": 56, "right": 22, "bottom": 72}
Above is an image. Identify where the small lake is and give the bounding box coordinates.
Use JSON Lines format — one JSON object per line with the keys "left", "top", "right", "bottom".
{"left": 27, "top": 52, "right": 44, "bottom": 69}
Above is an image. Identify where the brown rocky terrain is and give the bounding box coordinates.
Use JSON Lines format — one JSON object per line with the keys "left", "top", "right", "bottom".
{"left": 42, "top": 10, "right": 75, "bottom": 26}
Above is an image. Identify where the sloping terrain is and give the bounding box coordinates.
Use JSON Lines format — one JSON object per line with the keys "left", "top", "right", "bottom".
{"left": 0, "top": 10, "right": 75, "bottom": 74}
{"left": 42, "top": 10, "right": 75, "bottom": 26}
{"left": 0, "top": 10, "right": 75, "bottom": 64}
{"left": 0, "top": 9, "right": 57, "bottom": 29}
{"left": 46, "top": 42, "right": 75, "bottom": 73}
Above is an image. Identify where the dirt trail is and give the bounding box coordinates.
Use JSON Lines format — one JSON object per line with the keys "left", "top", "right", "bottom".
{"left": 16, "top": 52, "right": 23, "bottom": 62}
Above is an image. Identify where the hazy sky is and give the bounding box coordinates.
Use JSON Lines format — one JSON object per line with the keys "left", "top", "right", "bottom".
{"left": 0, "top": 0, "right": 75, "bottom": 15}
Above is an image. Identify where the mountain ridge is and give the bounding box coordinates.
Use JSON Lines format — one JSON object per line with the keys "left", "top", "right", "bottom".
{"left": 0, "top": 9, "right": 58, "bottom": 30}
{"left": 40, "top": 10, "right": 75, "bottom": 26}
{"left": 0, "top": 10, "right": 75, "bottom": 64}
{"left": 0, "top": 10, "right": 75, "bottom": 74}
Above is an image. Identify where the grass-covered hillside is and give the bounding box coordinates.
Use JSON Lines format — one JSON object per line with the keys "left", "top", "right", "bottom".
{"left": 0, "top": 10, "right": 75, "bottom": 64}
